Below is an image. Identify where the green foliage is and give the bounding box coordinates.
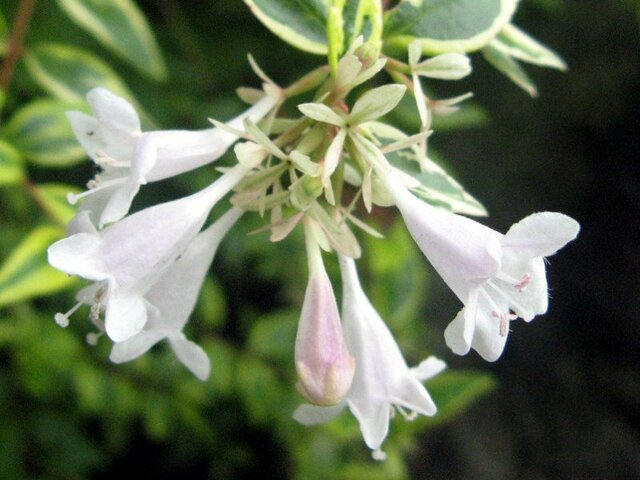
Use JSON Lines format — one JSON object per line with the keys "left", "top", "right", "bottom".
{"left": 24, "top": 42, "right": 134, "bottom": 103}
{"left": 0, "top": 225, "right": 76, "bottom": 307}
{"left": 55, "top": 0, "right": 167, "bottom": 81}
{"left": 0, "top": 140, "right": 25, "bottom": 185}
{"left": 243, "top": 0, "right": 382, "bottom": 58}
{"left": 425, "top": 370, "right": 497, "bottom": 425}
{"left": 383, "top": 0, "right": 517, "bottom": 54}
{"left": 367, "top": 122, "right": 487, "bottom": 216}
{"left": 244, "top": 0, "right": 330, "bottom": 54}
{"left": 3, "top": 98, "right": 86, "bottom": 167}
{"left": 31, "top": 183, "right": 81, "bottom": 224}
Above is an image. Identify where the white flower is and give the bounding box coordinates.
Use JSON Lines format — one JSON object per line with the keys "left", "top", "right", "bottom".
{"left": 109, "top": 208, "right": 242, "bottom": 380}
{"left": 294, "top": 219, "right": 355, "bottom": 406}
{"left": 48, "top": 164, "right": 251, "bottom": 342}
{"left": 294, "top": 255, "right": 444, "bottom": 459}
{"left": 67, "top": 88, "right": 276, "bottom": 227}
{"left": 380, "top": 171, "right": 580, "bottom": 361}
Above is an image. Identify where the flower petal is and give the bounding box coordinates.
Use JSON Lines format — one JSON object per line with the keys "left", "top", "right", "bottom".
{"left": 444, "top": 308, "right": 473, "bottom": 356}
{"left": 87, "top": 87, "right": 141, "bottom": 135}
{"left": 67, "top": 210, "right": 98, "bottom": 236}
{"left": 348, "top": 401, "right": 391, "bottom": 451}
{"left": 470, "top": 301, "right": 510, "bottom": 362}
{"left": 146, "top": 209, "right": 242, "bottom": 331}
{"left": 382, "top": 173, "right": 501, "bottom": 300}
{"left": 98, "top": 180, "right": 142, "bottom": 227}
{"left": 66, "top": 111, "right": 104, "bottom": 160}
{"left": 104, "top": 288, "right": 147, "bottom": 342}
{"left": 109, "top": 329, "right": 164, "bottom": 363}
{"left": 411, "top": 356, "right": 447, "bottom": 381}
{"left": 168, "top": 335, "right": 211, "bottom": 381}
{"left": 390, "top": 375, "right": 437, "bottom": 416}
{"left": 47, "top": 233, "right": 105, "bottom": 281}
{"left": 502, "top": 212, "right": 580, "bottom": 259}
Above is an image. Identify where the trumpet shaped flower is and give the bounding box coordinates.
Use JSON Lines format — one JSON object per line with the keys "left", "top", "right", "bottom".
{"left": 67, "top": 88, "right": 276, "bottom": 226}
{"left": 380, "top": 171, "right": 580, "bottom": 361}
{"left": 109, "top": 208, "right": 243, "bottom": 380}
{"left": 48, "top": 164, "right": 251, "bottom": 342}
{"left": 294, "top": 219, "right": 355, "bottom": 406}
{"left": 294, "top": 255, "right": 444, "bottom": 459}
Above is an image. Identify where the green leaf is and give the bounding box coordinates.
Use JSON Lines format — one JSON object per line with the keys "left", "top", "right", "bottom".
{"left": 482, "top": 42, "right": 538, "bottom": 97}
{"left": 365, "top": 122, "right": 487, "bottom": 216}
{"left": 494, "top": 24, "right": 567, "bottom": 70}
{"left": 0, "top": 140, "right": 25, "bottom": 186}
{"left": 3, "top": 98, "right": 87, "bottom": 167}
{"left": 55, "top": 0, "right": 167, "bottom": 81}
{"left": 0, "top": 225, "right": 77, "bottom": 308}
{"left": 244, "top": 0, "right": 330, "bottom": 54}
{"left": 425, "top": 370, "right": 497, "bottom": 425}
{"left": 244, "top": 0, "right": 381, "bottom": 55}
{"left": 383, "top": 0, "right": 518, "bottom": 55}
{"left": 342, "top": 0, "right": 383, "bottom": 48}
{"left": 31, "top": 183, "right": 81, "bottom": 224}
{"left": 23, "top": 42, "right": 134, "bottom": 103}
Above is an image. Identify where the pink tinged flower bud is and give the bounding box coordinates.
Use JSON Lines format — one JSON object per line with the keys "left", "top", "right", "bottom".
{"left": 295, "top": 220, "right": 355, "bottom": 406}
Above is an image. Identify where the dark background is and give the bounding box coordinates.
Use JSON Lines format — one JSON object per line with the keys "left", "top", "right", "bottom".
{"left": 414, "top": 1, "right": 640, "bottom": 478}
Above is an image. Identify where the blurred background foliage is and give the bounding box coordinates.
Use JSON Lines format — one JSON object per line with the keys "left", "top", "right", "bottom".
{"left": 0, "top": 0, "right": 639, "bottom": 479}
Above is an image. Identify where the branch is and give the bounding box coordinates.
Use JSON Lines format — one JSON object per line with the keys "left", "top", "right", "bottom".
{"left": 0, "top": 0, "right": 37, "bottom": 91}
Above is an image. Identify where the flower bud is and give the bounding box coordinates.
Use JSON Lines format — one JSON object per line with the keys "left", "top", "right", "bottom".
{"left": 295, "top": 221, "right": 355, "bottom": 405}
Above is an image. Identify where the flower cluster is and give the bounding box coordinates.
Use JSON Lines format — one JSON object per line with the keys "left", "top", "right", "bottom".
{"left": 48, "top": 39, "right": 579, "bottom": 458}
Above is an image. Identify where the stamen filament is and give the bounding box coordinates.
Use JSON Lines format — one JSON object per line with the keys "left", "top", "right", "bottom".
{"left": 67, "top": 177, "right": 128, "bottom": 205}
{"left": 54, "top": 301, "right": 83, "bottom": 328}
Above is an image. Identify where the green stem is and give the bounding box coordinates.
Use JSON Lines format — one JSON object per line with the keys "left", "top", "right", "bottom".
{"left": 303, "top": 216, "right": 325, "bottom": 277}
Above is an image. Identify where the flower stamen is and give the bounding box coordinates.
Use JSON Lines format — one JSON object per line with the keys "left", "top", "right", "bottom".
{"left": 492, "top": 310, "right": 518, "bottom": 336}
{"left": 67, "top": 177, "right": 128, "bottom": 205}
{"left": 95, "top": 151, "right": 131, "bottom": 168}
{"left": 54, "top": 301, "right": 83, "bottom": 328}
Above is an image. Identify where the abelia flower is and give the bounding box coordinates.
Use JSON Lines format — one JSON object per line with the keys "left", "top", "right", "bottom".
{"left": 379, "top": 171, "right": 580, "bottom": 361}
{"left": 109, "top": 208, "right": 243, "bottom": 380}
{"left": 48, "top": 164, "right": 251, "bottom": 342}
{"left": 294, "top": 255, "right": 444, "bottom": 459}
{"left": 294, "top": 219, "right": 355, "bottom": 406}
{"left": 67, "top": 88, "right": 277, "bottom": 227}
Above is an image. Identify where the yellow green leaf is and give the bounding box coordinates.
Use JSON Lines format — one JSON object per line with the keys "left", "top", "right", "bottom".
{"left": 3, "top": 98, "right": 87, "bottom": 167}
{"left": 0, "top": 225, "right": 77, "bottom": 308}
{"left": 24, "top": 42, "right": 134, "bottom": 103}
{"left": 0, "top": 140, "right": 25, "bottom": 185}
{"left": 32, "top": 183, "right": 81, "bottom": 224}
